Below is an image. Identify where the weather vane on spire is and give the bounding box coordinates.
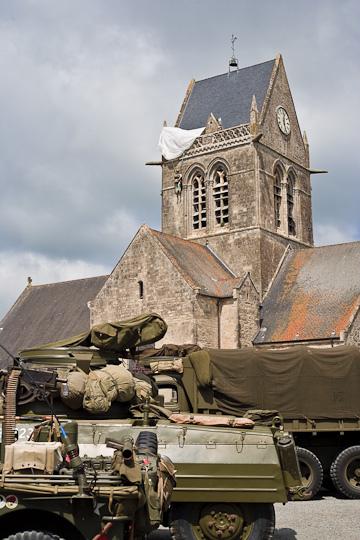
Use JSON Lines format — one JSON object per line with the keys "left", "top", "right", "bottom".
{"left": 229, "top": 34, "right": 239, "bottom": 72}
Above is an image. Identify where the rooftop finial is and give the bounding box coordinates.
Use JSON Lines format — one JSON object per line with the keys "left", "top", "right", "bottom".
{"left": 229, "top": 34, "right": 238, "bottom": 72}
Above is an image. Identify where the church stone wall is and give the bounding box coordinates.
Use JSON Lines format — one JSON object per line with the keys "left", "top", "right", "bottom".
{"left": 220, "top": 298, "right": 239, "bottom": 348}
{"left": 238, "top": 277, "right": 260, "bottom": 347}
{"left": 257, "top": 145, "right": 313, "bottom": 246}
{"left": 162, "top": 144, "right": 256, "bottom": 240}
{"left": 91, "top": 228, "right": 196, "bottom": 345}
{"left": 193, "top": 295, "right": 220, "bottom": 348}
{"left": 199, "top": 228, "right": 261, "bottom": 287}
{"left": 345, "top": 308, "right": 360, "bottom": 347}
{"left": 161, "top": 160, "right": 184, "bottom": 237}
{"left": 259, "top": 231, "right": 302, "bottom": 296}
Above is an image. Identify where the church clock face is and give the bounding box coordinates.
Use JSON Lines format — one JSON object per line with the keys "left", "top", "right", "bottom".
{"left": 276, "top": 106, "right": 291, "bottom": 135}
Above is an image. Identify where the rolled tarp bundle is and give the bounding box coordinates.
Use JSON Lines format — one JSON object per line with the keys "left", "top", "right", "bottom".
{"left": 21, "top": 313, "right": 168, "bottom": 354}
{"left": 60, "top": 366, "right": 154, "bottom": 413}
{"left": 60, "top": 370, "right": 87, "bottom": 410}
{"left": 83, "top": 365, "right": 135, "bottom": 414}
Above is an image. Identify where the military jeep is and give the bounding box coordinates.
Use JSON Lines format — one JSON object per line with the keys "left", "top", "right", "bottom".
{"left": 0, "top": 316, "right": 303, "bottom": 539}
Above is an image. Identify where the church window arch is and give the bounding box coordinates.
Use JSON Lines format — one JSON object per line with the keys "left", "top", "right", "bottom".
{"left": 287, "top": 171, "right": 296, "bottom": 236}
{"left": 213, "top": 164, "right": 229, "bottom": 226}
{"left": 191, "top": 170, "right": 207, "bottom": 229}
{"left": 274, "top": 165, "right": 283, "bottom": 229}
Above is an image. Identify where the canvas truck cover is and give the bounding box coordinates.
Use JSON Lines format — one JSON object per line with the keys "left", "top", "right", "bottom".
{"left": 20, "top": 313, "right": 167, "bottom": 355}
{"left": 187, "top": 345, "right": 360, "bottom": 419}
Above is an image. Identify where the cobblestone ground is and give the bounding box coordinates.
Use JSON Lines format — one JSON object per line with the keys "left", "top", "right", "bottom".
{"left": 151, "top": 493, "right": 358, "bottom": 540}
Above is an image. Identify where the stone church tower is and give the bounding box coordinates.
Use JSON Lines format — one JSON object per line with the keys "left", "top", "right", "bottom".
{"left": 161, "top": 54, "right": 313, "bottom": 296}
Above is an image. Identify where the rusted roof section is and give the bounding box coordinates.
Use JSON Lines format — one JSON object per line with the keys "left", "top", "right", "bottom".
{"left": 0, "top": 275, "right": 108, "bottom": 367}
{"left": 148, "top": 227, "right": 236, "bottom": 297}
{"left": 254, "top": 242, "right": 360, "bottom": 344}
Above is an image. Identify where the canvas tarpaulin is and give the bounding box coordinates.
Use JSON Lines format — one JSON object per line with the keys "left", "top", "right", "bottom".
{"left": 158, "top": 126, "right": 204, "bottom": 160}
{"left": 187, "top": 345, "right": 360, "bottom": 419}
{"left": 20, "top": 313, "right": 167, "bottom": 354}
{"left": 140, "top": 343, "right": 201, "bottom": 359}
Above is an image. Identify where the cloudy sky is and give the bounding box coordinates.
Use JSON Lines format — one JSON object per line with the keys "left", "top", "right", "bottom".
{"left": 0, "top": 0, "right": 359, "bottom": 319}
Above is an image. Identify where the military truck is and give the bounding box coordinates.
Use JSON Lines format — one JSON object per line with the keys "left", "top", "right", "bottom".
{"left": 141, "top": 345, "right": 360, "bottom": 501}
{"left": 0, "top": 316, "right": 303, "bottom": 540}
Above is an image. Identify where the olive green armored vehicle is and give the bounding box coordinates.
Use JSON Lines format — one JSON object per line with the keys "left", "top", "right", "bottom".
{"left": 0, "top": 315, "right": 303, "bottom": 540}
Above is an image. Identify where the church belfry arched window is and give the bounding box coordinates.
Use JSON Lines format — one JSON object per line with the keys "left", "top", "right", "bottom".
{"left": 213, "top": 165, "right": 229, "bottom": 226}
{"left": 274, "top": 167, "right": 282, "bottom": 229}
{"left": 192, "top": 171, "right": 206, "bottom": 229}
{"left": 287, "top": 172, "right": 296, "bottom": 236}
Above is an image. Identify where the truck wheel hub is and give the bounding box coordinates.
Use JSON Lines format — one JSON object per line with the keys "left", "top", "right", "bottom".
{"left": 199, "top": 504, "right": 244, "bottom": 540}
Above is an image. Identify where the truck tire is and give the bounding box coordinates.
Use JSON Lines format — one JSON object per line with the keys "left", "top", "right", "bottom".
{"left": 3, "top": 532, "right": 65, "bottom": 540}
{"left": 170, "top": 503, "right": 275, "bottom": 540}
{"left": 330, "top": 445, "right": 360, "bottom": 499}
{"left": 296, "top": 447, "right": 323, "bottom": 500}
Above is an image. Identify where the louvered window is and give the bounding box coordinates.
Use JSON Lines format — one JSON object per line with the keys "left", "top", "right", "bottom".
{"left": 274, "top": 167, "right": 282, "bottom": 228}
{"left": 287, "top": 173, "right": 296, "bottom": 236}
{"left": 192, "top": 172, "right": 206, "bottom": 229}
{"left": 213, "top": 166, "right": 229, "bottom": 226}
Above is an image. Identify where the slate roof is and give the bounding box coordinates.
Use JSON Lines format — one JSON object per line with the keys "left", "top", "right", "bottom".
{"left": 148, "top": 227, "right": 236, "bottom": 297}
{"left": 178, "top": 59, "right": 275, "bottom": 130}
{"left": 254, "top": 242, "right": 360, "bottom": 344}
{"left": 0, "top": 275, "right": 108, "bottom": 367}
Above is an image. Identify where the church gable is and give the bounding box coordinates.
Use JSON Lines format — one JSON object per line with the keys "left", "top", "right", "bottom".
{"left": 92, "top": 225, "right": 195, "bottom": 326}
{"left": 91, "top": 226, "right": 197, "bottom": 344}
{"left": 260, "top": 55, "right": 307, "bottom": 165}
{"left": 91, "top": 226, "right": 235, "bottom": 346}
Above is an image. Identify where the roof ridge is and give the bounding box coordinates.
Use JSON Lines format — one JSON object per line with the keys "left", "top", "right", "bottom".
{"left": 194, "top": 59, "right": 276, "bottom": 84}
{"left": 204, "top": 242, "right": 236, "bottom": 277}
{"left": 313, "top": 240, "right": 360, "bottom": 249}
{"left": 150, "top": 227, "right": 210, "bottom": 249}
{"left": 29, "top": 274, "right": 109, "bottom": 288}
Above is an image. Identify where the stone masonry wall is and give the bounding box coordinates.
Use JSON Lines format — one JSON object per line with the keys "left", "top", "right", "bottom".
{"left": 91, "top": 227, "right": 196, "bottom": 346}
{"left": 238, "top": 276, "right": 260, "bottom": 347}
{"left": 193, "top": 294, "right": 220, "bottom": 348}
{"left": 162, "top": 144, "right": 256, "bottom": 240}
{"left": 345, "top": 307, "right": 360, "bottom": 347}
{"left": 259, "top": 231, "right": 302, "bottom": 297}
{"left": 257, "top": 145, "right": 313, "bottom": 246}
{"left": 220, "top": 297, "right": 239, "bottom": 348}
